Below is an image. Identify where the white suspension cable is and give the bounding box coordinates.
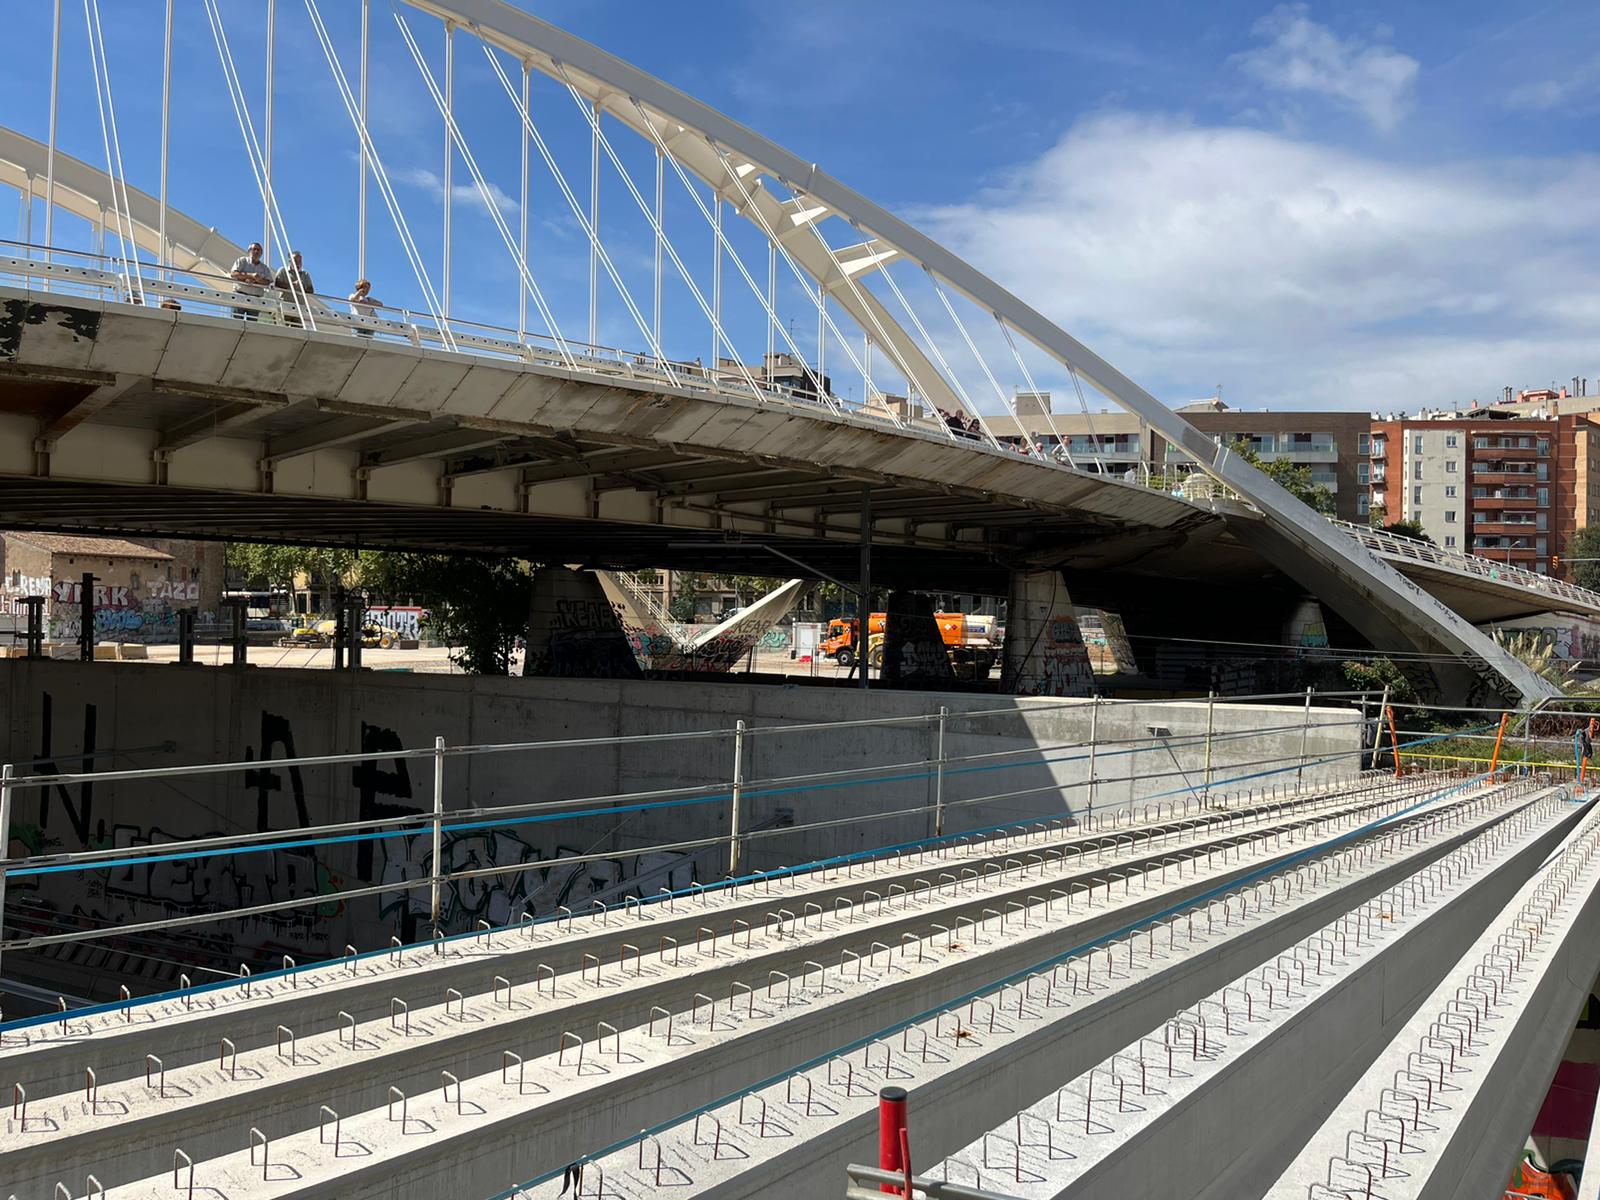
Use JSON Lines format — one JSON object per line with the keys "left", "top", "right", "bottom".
{"left": 400, "top": 22, "right": 578, "bottom": 367}
{"left": 699, "top": 132, "right": 938, "bottom": 431}
{"left": 302, "top": 0, "right": 451, "bottom": 349}
{"left": 517, "top": 58, "right": 529, "bottom": 342}
{"left": 81, "top": 0, "right": 141, "bottom": 302}
{"left": 928, "top": 270, "right": 1014, "bottom": 429}
{"left": 478, "top": 41, "right": 664, "bottom": 369}
{"left": 628, "top": 101, "right": 848, "bottom": 415}
{"left": 997, "top": 316, "right": 1076, "bottom": 468}
{"left": 874, "top": 260, "right": 999, "bottom": 447}
{"left": 1064, "top": 353, "right": 1110, "bottom": 474}
{"left": 554, "top": 69, "right": 774, "bottom": 397}
{"left": 202, "top": 0, "right": 312, "bottom": 329}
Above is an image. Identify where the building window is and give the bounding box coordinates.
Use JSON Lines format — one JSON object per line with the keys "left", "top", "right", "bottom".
{"left": 1413, "top": 461, "right": 1423, "bottom": 480}
{"left": 1359, "top": 433, "right": 1371, "bottom": 455}
{"left": 1538, "top": 513, "right": 1548, "bottom": 531}
{"left": 1520, "top": 436, "right": 1533, "bottom": 449}
{"left": 1445, "top": 485, "right": 1457, "bottom": 498}
{"left": 1357, "top": 493, "right": 1370, "bottom": 516}
{"left": 1445, "top": 535, "right": 1457, "bottom": 548}
{"left": 1538, "top": 439, "right": 1550, "bottom": 456}
{"left": 1445, "top": 511, "right": 1457, "bottom": 523}
{"left": 1538, "top": 487, "right": 1549, "bottom": 507}
{"left": 1473, "top": 436, "right": 1488, "bottom": 449}
{"left": 130, "top": 571, "right": 140, "bottom": 589}
{"left": 1413, "top": 435, "right": 1424, "bottom": 454}
{"left": 1445, "top": 435, "right": 1458, "bottom": 448}
{"left": 1472, "top": 486, "right": 1486, "bottom": 498}
{"left": 1446, "top": 460, "right": 1458, "bottom": 473}
{"left": 1536, "top": 562, "right": 1548, "bottom": 574}
{"left": 1538, "top": 463, "right": 1549, "bottom": 480}
{"left": 1357, "top": 462, "right": 1370, "bottom": 485}
{"left": 1412, "top": 486, "right": 1423, "bottom": 505}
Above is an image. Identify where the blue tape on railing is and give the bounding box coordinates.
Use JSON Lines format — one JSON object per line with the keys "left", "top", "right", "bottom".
{"left": 0, "top": 760, "right": 1408, "bottom": 1033}
{"left": 6, "top": 719, "right": 1448, "bottom": 882}
{"left": 492, "top": 768, "right": 1534, "bottom": 1198}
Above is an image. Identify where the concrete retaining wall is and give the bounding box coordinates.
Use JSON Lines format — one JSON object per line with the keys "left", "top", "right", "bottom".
{"left": 0, "top": 659, "right": 1359, "bottom": 999}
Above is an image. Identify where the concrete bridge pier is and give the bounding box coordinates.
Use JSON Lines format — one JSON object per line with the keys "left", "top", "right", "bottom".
{"left": 1001, "top": 568, "right": 1095, "bottom": 697}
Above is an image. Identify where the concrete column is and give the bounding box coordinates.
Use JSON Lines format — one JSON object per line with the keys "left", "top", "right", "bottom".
{"left": 880, "top": 591, "right": 953, "bottom": 687}
{"left": 1283, "top": 596, "right": 1330, "bottom": 651}
{"left": 523, "top": 567, "right": 643, "bottom": 679}
{"left": 1001, "top": 569, "right": 1094, "bottom": 697}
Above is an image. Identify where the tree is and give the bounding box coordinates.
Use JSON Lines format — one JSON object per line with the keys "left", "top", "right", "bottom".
{"left": 667, "top": 573, "right": 703, "bottom": 623}
{"left": 1567, "top": 527, "right": 1600, "bottom": 592}
{"left": 726, "top": 575, "right": 786, "bottom": 606}
{"left": 225, "top": 543, "right": 359, "bottom": 610}
{"left": 358, "top": 553, "right": 536, "bottom": 675}
{"left": 1381, "top": 518, "right": 1431, "bottom": 543}
{"left": 1227, "top": 441, "right": 1335, "bottom": 516}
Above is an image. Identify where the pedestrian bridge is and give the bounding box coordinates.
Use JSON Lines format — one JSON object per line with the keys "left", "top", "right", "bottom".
{"left": 0, "top": 0, "right": 1566, "bottom": 701}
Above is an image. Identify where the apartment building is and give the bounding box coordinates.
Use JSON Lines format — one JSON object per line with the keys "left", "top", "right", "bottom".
{"left": 983, "top": 393, "right": 1369, "bottom": 522}
{"left": 1369, "top": 415, "right": 1559, "bottom": 572}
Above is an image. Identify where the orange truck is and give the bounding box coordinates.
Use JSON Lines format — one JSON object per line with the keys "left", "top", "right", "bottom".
{"left": 822, "top": 612, "right": 998, "bottom": 676}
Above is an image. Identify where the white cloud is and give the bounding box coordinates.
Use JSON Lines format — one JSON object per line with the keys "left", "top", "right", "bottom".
{"left": 913, "top": 112, "right": 1600, "bottom": 411}
{"left": 1235, "top": 4, "right": 1420, "bottom": 131}
{"left": 394, "top": 167, "right": 518, "bottom": 218}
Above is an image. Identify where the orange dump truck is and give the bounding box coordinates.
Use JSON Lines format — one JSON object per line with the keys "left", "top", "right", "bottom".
{"left": 822, "top": 612, "right": 997, "bottom": 676}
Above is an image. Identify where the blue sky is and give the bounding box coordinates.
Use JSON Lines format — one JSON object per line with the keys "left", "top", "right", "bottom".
{"left": 4, "top": 0, "right": 1598, "bottom": 413}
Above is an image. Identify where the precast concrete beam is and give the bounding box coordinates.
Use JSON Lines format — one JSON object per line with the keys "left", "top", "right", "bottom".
{"left": 928, "top": 788, "right": 1590, "bottom": 1200}
{"left": 12, "top": 774, "right": 1510, "bottom": 1196}
{"left": 0, "top": 775, "right": 1402, "bottom": 1103}
{"left": 0, "top": 779, "right": 1433, "bottom": 1192}
{"left": 83, "top": 778, "right": 1550, "bottom": 1200}
{"left": 1268, "top": 801, "right": 1600, "bottom": 1200}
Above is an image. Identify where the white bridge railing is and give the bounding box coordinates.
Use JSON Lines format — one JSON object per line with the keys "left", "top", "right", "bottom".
{"left": 1330, "top": 519, "right": 1600, "bottom": 612}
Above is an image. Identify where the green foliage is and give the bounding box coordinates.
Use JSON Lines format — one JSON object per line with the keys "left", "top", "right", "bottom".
{"left": 667, "top": 574, "right": 703, "bottom": 623}
{"left": 360, "top": 553, "right": 536, "bottom": 675}
{"left": 1227, "top": 441, "right": 1336, "bottom": 515}
{"left": 225, "top": 543, "right": 358, "bottom": 590}
{"left": 726, "top": 575, "right": 786, "bottom": 605}
{"left": 1567, "top": 526, "right": 1600, "bottom": 592}
{"left": 1494, "top": 628, "right": 1600, "bottom": 697}
{"left": 1381, "top": 518, "right": 1431, "bottom": 543}
{"left": 226, "top": 543, "right": 535, "bottom": 675}
{"left": 1341, "top": 656, "right": 1420, "bottom": 710}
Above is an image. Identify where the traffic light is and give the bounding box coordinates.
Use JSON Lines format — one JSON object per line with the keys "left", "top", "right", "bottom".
{"left": 1552, "top": 554, "right": 1562, "bottom": 570}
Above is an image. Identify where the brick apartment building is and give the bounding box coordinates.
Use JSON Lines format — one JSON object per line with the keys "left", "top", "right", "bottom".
{"left": 1368, "top": 391, "right": 1600, "bottom": 578}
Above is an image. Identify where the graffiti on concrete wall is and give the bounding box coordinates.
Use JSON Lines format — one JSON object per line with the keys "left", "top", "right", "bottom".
{"left": 42, "top": 578, "right": 197, "bottom": 643}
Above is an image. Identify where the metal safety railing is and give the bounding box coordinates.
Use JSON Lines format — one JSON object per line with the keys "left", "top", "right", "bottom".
{"left": 1330, "top": 519, "right": 1600, "bottom": 610}
{"left": 0, "top": 690, "right": 1387, "bottom": 985}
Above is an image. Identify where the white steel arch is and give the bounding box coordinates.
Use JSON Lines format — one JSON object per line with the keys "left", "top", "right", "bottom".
{"left": 0, "top": 126, "right": 242, "bottom": 279}
{"left": 402, "top": 0, "right": 1556, "bottom": 705}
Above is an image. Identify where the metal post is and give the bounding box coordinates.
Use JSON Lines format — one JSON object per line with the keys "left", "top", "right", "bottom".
{"left": 728, "top": 720, "right": 745, "bottom": 875}
{"left": 1296, "top": 685, "right": 1313, "bottom": 792}
{"left": 78, "top": 572, "right": 95, "bottom": 661}
{"left": 933, "top": 706, "right": 948, "bottom": 836}
{"left": 766, "top": 239, "right": 776, "bottom": 368}
{"left": 357, "top": 0, "right": 369, "bottom": 280}
{"left": 22, "top": 597, "right": 43, "bottom": 659}
{"left": 1202, "top": 689, "right": 1216, "bottom": 798}
{"left": 347, "top": 596, "right": 363, "bottom": 672}
{"left": 230, "top": 603, "right": 246, "bottom": 668}
{"left": 517, "top": 60, "right": 529, "bottom": 342}
{"left": 858, "top": 484, "right": 871, "bottom": 690}
{"left": 333, "top": 591, "right": 346, "bottom": 672}
{"left": 1086, "top": 695, "right": 1099, "bottom": 814}
{"left": 177, "top": 609, "right": 195, "bottom": 664}
{"left": 430, "top": 735, "right": 445, "bottom": 936}
{"left": 652, "top": 148, "right": 663, "bottom": 353}
{"left": 263, "top": 0, "right": 275, "bottom": 263}
{"left": 442, "top": 21, "right": 454, "bottom": 320}
{"left": 712, "top": 195, "right": 722, "bottom": 371}
{"left": 1371, "top": 685, "right": 1390, "bottom": 759}
{"left": 44, "top": 0, "right": 62, "bottom": 265}
{"left": 158, "top": 0, "right": 173, "bottom": 278}
{"left": 0, "top": 763, "right": 13, "bottom": 990}
{"left": 588, "top": 98, "right": 600, "bottom": 347}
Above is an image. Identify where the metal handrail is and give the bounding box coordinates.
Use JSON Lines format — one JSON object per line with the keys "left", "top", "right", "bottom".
{"left": 1330, "top": 520, "right": 1600, "bottom": 610}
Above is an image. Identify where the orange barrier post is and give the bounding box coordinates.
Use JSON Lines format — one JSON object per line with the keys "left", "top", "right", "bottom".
{"left": 1386, "top": 705, "right": 1402, "bottom": 778}
{"left": 1488, "top": 713, "right": 1510, "bottom": 776}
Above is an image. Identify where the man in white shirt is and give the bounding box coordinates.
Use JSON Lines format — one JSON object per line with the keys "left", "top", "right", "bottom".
{"left": 228, "top": 243, "right": 273, "bottom": 320}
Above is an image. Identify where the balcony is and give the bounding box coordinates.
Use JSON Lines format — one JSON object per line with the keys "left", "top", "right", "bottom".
{"left": 1472, "top": 520, "right": 1541, "bottom": 536}
{"left": 1473, "top": 443, "right": 1539, "bottom": 459}
{"left": 1471, "top": 467, "right": 1542, "bottom": 485}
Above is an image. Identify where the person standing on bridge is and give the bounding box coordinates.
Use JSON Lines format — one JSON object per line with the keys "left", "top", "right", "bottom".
{"left": 227, "top": 242, "right": 273, "bottom": 320}
{"left": 274, "top": 250, "right": 315, "bottom": 327}
{"left": 348, "top": 279, "right": 381, "bottom": 337}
